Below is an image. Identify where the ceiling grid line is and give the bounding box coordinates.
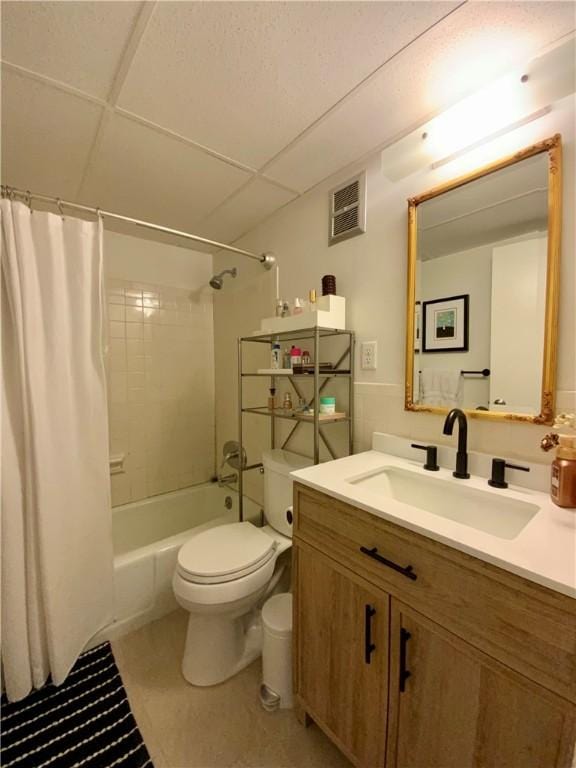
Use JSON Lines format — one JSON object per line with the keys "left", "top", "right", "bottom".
{"left": 261, "top": 28, "right": 576, "bottom": 200}
{"left": 76, "top": 1, "right": 158, "bottom": 199}
{"left": 0, "top": 57, "right": 263, "bottom": 179}
{"left": 106, "top": 1, "right": 158, "bottom": 106}
{"left": 0, "top": 60, "right": 108, "bottom": 108}
{"left": 198, "top": 2, "right": 470, "bottom": 243}
{"left": 257, "top": 1, "right": 468, "bottom": 178}
{"left": 3, "top": 1, "right": 574, "bottom": 246}
{"left": 191, "top": 170, "right": 302, "bottom": 235}
{"left": 113, "top": 108, "right": 260, "bottom": 176}
{"left": 184, "top": 5, "right": 469, "bottom": 234}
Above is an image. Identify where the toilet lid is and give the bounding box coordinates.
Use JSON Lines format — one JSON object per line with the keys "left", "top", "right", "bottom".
{"left": 177, "top": 522, "right": 276, "bottom": 584}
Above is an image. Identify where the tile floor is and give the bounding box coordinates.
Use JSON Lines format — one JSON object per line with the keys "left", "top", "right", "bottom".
{"left": 112, "top": 609, "right": 351, "bottom": 768}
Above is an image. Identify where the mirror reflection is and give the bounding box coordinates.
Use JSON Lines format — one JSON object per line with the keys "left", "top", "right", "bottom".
{"left": 413, "top": 152, "right": 549, "bottom": 416}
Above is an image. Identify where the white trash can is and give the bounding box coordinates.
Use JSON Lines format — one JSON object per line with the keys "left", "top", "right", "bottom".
{"left": 260, "top": 592, "right": 293, "bottom": 711}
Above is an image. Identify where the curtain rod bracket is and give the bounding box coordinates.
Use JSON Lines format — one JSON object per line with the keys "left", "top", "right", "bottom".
{"left": 261, "top": 253, "right": 276, "bottom": 270}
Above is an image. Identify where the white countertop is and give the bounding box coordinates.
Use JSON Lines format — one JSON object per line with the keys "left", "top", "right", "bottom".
{"left": 291, "top": 441, "right": 576, "bottom": 599}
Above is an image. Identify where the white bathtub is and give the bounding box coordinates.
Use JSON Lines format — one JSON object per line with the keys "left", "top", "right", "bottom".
{"left": 90, "top": 483, "right": 262, "bottom": 645}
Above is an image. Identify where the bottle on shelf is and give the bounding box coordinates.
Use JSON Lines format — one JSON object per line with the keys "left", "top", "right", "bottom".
{"left": 290, "top": 346, "right": 302, "bottom": 373}
{"left": 271, "top": 341, "right": 281, "bottom": 369}
{"left": 267, "top": 387, "right": 277, "bottom": 410}
{"left": 282, "top": 391, "right": 293, "bottom": 411}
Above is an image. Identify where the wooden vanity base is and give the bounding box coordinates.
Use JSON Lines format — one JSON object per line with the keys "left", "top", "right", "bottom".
{"left": 292, "top": 483, "right": 576, "bottom": 768}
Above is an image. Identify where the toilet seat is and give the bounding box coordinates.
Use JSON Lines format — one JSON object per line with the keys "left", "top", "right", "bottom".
{"left": 177, "top": 522, "right": 276, "bottom": 585}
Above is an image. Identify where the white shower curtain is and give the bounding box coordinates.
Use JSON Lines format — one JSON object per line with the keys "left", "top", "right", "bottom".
{"left": 1, "top": 200, "right": 114, "bottom": 702}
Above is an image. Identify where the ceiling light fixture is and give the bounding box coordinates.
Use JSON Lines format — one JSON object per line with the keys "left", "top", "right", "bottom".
{"left": 430, "top": 105, "right": 551, "bottom": 170}
{"left": 422, "top": 71, "right": 532, "bottom": 161}
{"left": 380, "top": 37, "right": 574, "bottom": 181}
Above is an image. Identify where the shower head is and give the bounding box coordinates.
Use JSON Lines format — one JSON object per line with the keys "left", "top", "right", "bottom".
{"left": 209, "top": 267, "right": 237, "bottom": 290}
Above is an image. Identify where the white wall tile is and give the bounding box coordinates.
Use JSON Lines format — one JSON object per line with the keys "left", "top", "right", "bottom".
{"left": 105, "top": 261, "right": 215, "bottom": 506}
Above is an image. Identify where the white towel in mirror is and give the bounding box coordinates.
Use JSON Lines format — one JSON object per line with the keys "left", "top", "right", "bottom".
{"left": 419, "top": 369, "right": 462, "bottom": 408}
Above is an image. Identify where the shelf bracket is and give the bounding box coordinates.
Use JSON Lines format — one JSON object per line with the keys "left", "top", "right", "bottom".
{"left": 319, "top": 427, "right": 338, "bottom": 461}
{"left": 281, "top": 420, "right": 302, "bottom": 451}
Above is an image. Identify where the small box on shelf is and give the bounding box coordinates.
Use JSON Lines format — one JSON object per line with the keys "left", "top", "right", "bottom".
{"left": 257, "top": 295, "right": 345, "bottom": 334}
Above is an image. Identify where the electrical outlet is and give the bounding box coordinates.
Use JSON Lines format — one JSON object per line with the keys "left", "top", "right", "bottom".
{"left": 361, "top": 341, "right": 377, "bottom": 370}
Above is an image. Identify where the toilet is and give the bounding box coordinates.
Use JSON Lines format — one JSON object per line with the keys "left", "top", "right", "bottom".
{"left": 172, "top": 449, "right": 311, "bottom": 686}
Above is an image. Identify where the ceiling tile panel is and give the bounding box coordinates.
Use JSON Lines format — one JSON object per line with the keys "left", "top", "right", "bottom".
{"left": 79, "top": 114, "right": 251, "bottom": 231}
{"left": 264, "top": 1, "right": 576, "bottom": 192}
{"left": 117, "top": 1, "right": 458, "bottom": 168}
{"left": 1, "top": 1, "right": 143, "bottom": 99}
{"left": 1, "top": 69, "right": 103, "bottom": 197}
{"left": 195, "top": 177, "right": 297, "bottom": 244}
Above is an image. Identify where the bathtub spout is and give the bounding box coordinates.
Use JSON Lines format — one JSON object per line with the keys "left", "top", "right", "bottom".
{"left": 218, "top": 472, "right": 237, "bottom": 487}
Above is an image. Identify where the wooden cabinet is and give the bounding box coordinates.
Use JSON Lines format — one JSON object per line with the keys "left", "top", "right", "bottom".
{"left": 294, "top": 541, "right": 390, "bottom": 768}
{"left": 387, "top": 602, "right": 576, "bottom": 768}
{"left": 293, "top": 483, "right": 576, "bottom": 768}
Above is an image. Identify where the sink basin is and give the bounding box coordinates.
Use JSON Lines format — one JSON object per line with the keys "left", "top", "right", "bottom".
{"left": 347, "top": 466, "right": 539, "bottom": 539}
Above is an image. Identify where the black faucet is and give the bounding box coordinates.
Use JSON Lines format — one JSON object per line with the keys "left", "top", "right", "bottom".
{"left": 411, "top": 443, "right": 440, "bottom": 471}
{"left": 488, "top": 458, "right": 530, "bottom": 489}
{"left": 442, "top": 408, "right": 470, "bottom": 479}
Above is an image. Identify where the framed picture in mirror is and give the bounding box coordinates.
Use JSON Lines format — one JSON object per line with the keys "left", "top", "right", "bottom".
{"left": 422, "top": 294, "right": 469, "bottom": 353}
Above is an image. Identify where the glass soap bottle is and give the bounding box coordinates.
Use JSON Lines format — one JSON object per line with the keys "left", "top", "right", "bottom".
{"left": 551, "top": 436, "right": 576, "bottom": 507}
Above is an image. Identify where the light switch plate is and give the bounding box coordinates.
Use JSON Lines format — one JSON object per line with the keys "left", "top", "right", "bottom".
{"left": 361, "top": 341, "right": 377, "bottom": 370}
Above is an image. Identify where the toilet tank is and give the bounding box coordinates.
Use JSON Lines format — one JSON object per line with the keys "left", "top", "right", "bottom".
{"left": 262, "top": 450, "right": 313, "bottom": 537}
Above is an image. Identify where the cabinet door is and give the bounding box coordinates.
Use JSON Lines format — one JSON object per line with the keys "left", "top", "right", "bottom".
{"left": 387, "top": 601, "right": 576, "bottom": 768}
{"left": 294, "top": 541, "right": 390, "bottom": 768}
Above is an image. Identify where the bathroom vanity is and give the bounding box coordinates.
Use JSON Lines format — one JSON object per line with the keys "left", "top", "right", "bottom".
{"left": 291, "top": 442, "right": 576, "bottom": 768}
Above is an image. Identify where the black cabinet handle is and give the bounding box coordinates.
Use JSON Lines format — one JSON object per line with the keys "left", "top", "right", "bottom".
{"left": 364, "top": 605, "right": 376, "bottom": 664}
{"left": 359, "top": 546, "right": 417, "bottom": 581}
{"left": 399, "top": 627, "right": 411, "bottom": 692}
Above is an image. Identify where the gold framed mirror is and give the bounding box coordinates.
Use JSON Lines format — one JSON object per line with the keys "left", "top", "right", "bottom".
{"left": 405, "top": 134, "right": 562, "bottom": 425}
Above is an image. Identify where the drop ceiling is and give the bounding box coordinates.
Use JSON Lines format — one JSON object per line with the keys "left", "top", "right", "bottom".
{"left": 1, "top": 1, "right": 574, "bottom": 247}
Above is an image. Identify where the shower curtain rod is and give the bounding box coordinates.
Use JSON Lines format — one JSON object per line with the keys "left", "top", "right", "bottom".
{"left": 1, "top": 185, "right": 275, "bottom": 267}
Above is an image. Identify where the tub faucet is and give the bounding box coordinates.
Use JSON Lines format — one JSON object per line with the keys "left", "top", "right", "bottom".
{"left": 442, "top": 408, "right": 470, "bottom": 479}
{"left": 218, "top": 450, "right": 238, "bottom": 487}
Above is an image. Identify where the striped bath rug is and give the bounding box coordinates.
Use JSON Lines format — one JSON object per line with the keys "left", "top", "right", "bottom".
{"left": 1, "top": 642, "right": 152, "bottom": 768}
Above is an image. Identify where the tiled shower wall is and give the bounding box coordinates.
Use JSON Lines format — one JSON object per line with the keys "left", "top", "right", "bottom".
{"left": 105, "top": 277, "right": 215, "bottom": 506}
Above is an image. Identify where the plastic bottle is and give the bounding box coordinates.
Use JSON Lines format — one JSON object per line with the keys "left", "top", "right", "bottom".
{"left": 551, "top": 436, "right": 576, "bottom": 507}
{"left": 271, "top": 342, "right": 281, "bottom": 369}
{"left": 290, "top": 346, "right": 302, "bottom": 366}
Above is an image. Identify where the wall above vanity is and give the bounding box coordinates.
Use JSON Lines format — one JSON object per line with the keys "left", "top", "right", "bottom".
{"left": 405, "top": 134, "right": 562, "bottom": 425}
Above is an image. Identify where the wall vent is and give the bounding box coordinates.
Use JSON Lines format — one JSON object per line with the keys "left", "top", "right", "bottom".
{"left": 328, "top": 172, "right": 366, "bottom": 246}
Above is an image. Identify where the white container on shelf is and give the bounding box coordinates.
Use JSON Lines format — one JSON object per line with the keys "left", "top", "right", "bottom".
{"left": 257, "top": 295, "right": 345, "bottom": 334}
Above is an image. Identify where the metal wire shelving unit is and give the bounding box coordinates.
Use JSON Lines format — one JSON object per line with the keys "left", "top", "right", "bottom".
{"left": 237, "top": 326, "right": 355, "bottom": 521}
